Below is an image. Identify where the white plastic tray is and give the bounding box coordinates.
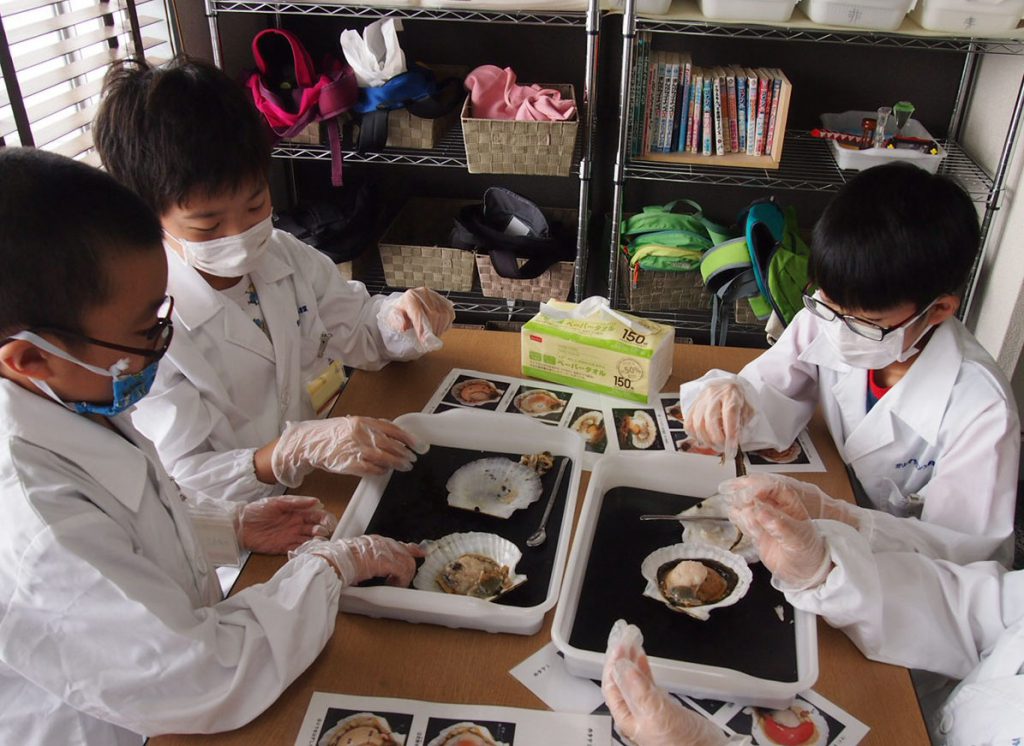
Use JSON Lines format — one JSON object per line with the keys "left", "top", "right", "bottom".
{"left": 910, "top": 0, "right": 1024, "bottom": 32}
{"left": 697, "top": 0, "right": 800, "bottom": 21}
{"left": 333, "top": 409, "right": 584, "bottom": 635}
{"left": 552, "top": 453, "right": 818, "bottom": 708}
{"left": 821, "top": 110, "right": 946, "bottom": 174}
{"left": 801, "top": 0, "right": 915, "bottom": 28}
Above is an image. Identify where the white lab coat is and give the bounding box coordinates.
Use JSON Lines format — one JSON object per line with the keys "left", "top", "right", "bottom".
{"left": 678, "top": 311, "right": 1019, "bottom": 566}
{"left": 132, "top": 229, "right": 422, "bottom": 504}
{"left": 786, "top": 522, "right": 1024, "bottom": 745}
{"left": 0, "top": 379, "right": 341, "bottom": 745}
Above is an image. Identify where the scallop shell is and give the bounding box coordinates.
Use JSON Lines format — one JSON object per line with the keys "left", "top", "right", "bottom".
{"left": 318, "top": 712, "right": 405, "bottom": 746}
{"left": 641, "top": 543, "right": 752, "bottom": 620}
{"left": 446, "top": 457, "right": 543, "bottom": 518}
{"left": 621, "top": 410, "right": 657, "bottom": 449}
{"left": 426, "top": 722, "right": 506, "bottom": 746}
{"left": 412, "top": 532, "right": 526, "bottom": 601}
{"left": 749, "top": 702, "right": 829, "bottom": 746}
{"left": 680, "top": 495, "right": 758, "bottom": 563}
{"left": 513, "top": 389, "right": 566, "bottom": 417}
{"left": 451, "top": 378, "right": 502, "bottom": 407}
{"left": 665, "top": 402, "right": 685, "bottom": 425}
{"left": 571, "top": 410, "right": 606, "bottom": 446}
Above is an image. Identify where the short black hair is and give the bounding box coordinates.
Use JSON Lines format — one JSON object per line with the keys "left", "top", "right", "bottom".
{"left": 0, "top": 148, "right": 163, "bottom": 339}
{"left": 94, "top": 56, "right": 272, "bottom": 215}
{"left": 810, "top": 163, "right": 980, "bottom": 312}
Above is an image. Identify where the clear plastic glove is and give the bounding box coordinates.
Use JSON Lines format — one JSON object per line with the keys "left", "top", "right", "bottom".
{"left": 238, "top": 495, "right": 337, "bottom": 555}
{"left": 272, "top": 416, "right": 429, "bottom": 487}
{"left": 728, "top": 501, "right": 831, "bottom": 590}
{"left": 718, "top": 473, "right": 859, "bottom": 529}
{"left": 288, "top": 534, "right": 424, "bottom": 587}
{"left": 384, "top": 287, "right": 455, "bottom": 353}
{"left": 603, "top": 620, "right": 728, "bottom": 746}
{"left": 682, "top": 380, "right": 753, "bottom": 460}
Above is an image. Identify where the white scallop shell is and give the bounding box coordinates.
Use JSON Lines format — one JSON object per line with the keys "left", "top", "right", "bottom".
{"left": 412, "top": 532, "right": 527, "bottom": 600}
{"left": 513, "top": 389, "right": 566, "bottom": 417}
{"left": 749, "top": 441, "right": 804, "bottom": 464}
{"left": 679, "top": 495, "right": 758, "bottom": 564}
{"left": 571, "top": 410, "right": 605, "bottom": 445}
{"left": 446, "top": 457, "right": 543, "bottom": 518}
{"left": 749, "top": 701, "right": 829, "bottom": 746}
{"left": 318, "top": 712, "right": 405, "bottom": 746}
{"left": 451, "top": 378, "right": 502, "bottom": 407}
{"left": 426, "top": 722, "right": 507, "bottom": 746}
{"left": 641, "top": 543, "right": 752, "bottom": 621}
{"left": 622, "top": 410, "right": 657, "bottom": 449}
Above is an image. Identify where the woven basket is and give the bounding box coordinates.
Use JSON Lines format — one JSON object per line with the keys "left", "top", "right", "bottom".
{"left": 385, "top": 65, "right": 465, "bottom": 150}
{"left": 474, "top": 206, "right": 577, "bottom": 302}
{"left": 285, "top": 120, "right": 322, "bottom": 145}
{"left": 461, "top": 84, "right": 578, "bottom": 176}
{"left": 619, "top": 255, "right": 710, "bottom": 312}
{"left": 476, "top": 256, "right": 574, "bottom": 302}
{"left": 378, "top": 198, "right": 476, "bottom": 292}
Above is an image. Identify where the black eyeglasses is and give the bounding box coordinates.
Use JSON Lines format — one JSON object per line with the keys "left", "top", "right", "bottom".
{"left": 32, "top": 295, "right": 175, "bottom": 361}
{"left": 802, "top": 291, "right": 929, "bottom": 342}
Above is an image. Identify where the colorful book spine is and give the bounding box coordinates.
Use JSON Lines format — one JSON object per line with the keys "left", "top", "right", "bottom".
{"left": 726, "top": 70, "right": 739, "bottom": 154}
{"left": 765, "top": 69, "right": 784, "bottom": 155}
{"left": 663, "top": 59, "right": 680, "bottom": 152}
{"left": 677, "top": 61, "right": 692, "bottom": 152}
{"left": 746, "top": 69, "right": 757, "bottom": 156}
{"left": 702, "top": 74, "right": 713, "bottom": 156}
{"left": 712, "top": 68, "right": 725, "bottom": 156}
{"left": 754, "top": 70, "right": 770, "bottom": 156}
{"left": 628, "top": 33, "right": 648, "bottom": 156}
{"left": 735, "top": 65, "right": 747, "bottom": 154}
{"left": 689, "top": 68, "right": 703, "bottom": 153}
{"left": 641, "top": 58, "right": 656, "bottom": 155}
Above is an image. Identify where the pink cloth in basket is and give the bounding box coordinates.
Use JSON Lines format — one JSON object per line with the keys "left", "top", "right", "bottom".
{"left": 465, "top": 65, "right": 576, "bottom": 122}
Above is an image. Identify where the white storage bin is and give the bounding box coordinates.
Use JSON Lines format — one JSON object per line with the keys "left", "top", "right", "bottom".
{"left": 332, "top": 409, "right": 584, "bottom": 636}
{"left": 821, "top": 110, "right": 947, "bottom": 174}
{"left": 801, "top": 0, "right": 915, "bottom": 29}
{"left": 911, "top": 0, "right": 1024, "bottom": 32}
{"left": 608, "top": 0, "right": 673, "bottom": 14}
{"left": 698, "top": 0, "right": 800, "bottom": 21}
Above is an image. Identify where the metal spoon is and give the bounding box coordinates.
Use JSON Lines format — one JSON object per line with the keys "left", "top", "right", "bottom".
{"left": 526, "top": 457, "right": 569, "bottom": 548}
{"left": 639, "top": 514, "right": 732, "bottom": 523}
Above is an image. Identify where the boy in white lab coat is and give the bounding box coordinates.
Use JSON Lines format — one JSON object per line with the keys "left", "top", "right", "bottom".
{"left": 600, "top": 480, "right": 1024, "bottom": 746}
{"left": 679, "top": 164, "right": 1018, "bottom": 566}
{"left": 0, "top": 147, "right": 422, "bottom": 744}
{"left": 93, "top": 58, "right": 456, "bottom": 505}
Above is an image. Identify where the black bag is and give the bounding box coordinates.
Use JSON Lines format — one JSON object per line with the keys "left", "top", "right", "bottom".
{"left": 450, "top": 187, "right": 575, "bottom": 280}
{"left": 273, "top": 183, "right": 377, "bottom": 264}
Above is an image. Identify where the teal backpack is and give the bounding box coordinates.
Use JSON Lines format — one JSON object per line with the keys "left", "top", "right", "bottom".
{"left": 699, "top": 198, "right": 811, "bottom": 344}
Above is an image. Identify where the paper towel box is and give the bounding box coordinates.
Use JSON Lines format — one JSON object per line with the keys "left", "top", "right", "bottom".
{"left": 521, "top": 298, "right": 674, "bottom": 404}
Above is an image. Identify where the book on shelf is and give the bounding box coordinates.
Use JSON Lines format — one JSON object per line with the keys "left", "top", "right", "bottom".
{"left": 734, "top": 64, "right": 747, "bottom": 154}
{"left": 754, "top": 69, "right": 771, "bottom": 156}
{"left": 765, "top": 68, "right": 784, "bottom": 155}
{"left": 746, "top": 68, "right": 758, "bottom": 156}
{"left": 701, "top": 72, "right": 713, "bottom": 156}
{"left": 676, "top": 60, "right": 692, "bottom": 153}
{"left": 726, "top": 68, "right": 740, "bottom": 154}
{"left": 711, "top": 67, "right": 725, "bottom": 156}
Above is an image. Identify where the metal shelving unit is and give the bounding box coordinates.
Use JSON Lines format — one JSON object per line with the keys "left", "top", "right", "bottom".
{"left": 206, "top": 0, "right": 600, "bottom": 308}
{"left": 609, "top": 0, "right": 1024, "bottom": 339}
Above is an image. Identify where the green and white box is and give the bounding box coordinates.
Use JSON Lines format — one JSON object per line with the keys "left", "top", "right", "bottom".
{"left": 522, "top": 298, "right": 674, "bottom": 404}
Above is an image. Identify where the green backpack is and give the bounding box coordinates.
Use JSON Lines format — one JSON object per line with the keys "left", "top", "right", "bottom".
{"left": 699, "top": 198, "right": 811, "bottom": 341}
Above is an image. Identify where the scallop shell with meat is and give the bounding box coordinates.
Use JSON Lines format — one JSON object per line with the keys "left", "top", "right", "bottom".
{"left": 318, "top": 712, "right": 405, "bottom": 746}
{"left": 412, "top": 532, "right": 526, "bottom": 601}
{"left": 620, "top": 410, "right": 657, "bottom": 449}
{"left": 446, "top": 457, "right": 543, "bottom": 518}
{"left": 641, "top": 543, "right": 752, "bottom": 620}
{"left": 513, "top": 389, "right": 566, "bottom": 417}
{"left": 451, "top": 378, "right": 502, "bottom": 407}
{"left": 426, "top": 722, "right": 507, "bottom": 746}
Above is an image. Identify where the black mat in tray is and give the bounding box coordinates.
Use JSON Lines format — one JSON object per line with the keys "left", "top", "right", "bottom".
{"left": 362, "top": 445, "right": 573, "bottom": 609}
{"left": 568, "top": 486, "right": 799, "bottom": 682}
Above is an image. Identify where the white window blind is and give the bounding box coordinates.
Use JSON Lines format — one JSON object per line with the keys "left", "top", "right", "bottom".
{"left": 0, "top": 0, "right": 173, "bottom": 162}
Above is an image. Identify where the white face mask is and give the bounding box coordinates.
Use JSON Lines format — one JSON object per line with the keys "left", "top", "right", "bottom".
{"left": 167, "top": 215, "right": 273, "bottom": 277}
{"left": 821, "top": 304, "right": 935, "bottom": 370}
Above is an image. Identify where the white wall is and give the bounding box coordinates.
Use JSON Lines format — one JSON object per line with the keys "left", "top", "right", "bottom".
{"left": 962, "top": 53, "right": 1024, "bottom": 409}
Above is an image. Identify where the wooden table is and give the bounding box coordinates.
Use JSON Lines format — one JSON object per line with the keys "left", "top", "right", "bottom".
{"left": 151, "top": 328, "right": 928, "bottom": 745}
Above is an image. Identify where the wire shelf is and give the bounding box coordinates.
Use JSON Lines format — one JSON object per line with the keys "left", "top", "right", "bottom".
{"left": 633, "top": 6, "right": 1024, "bottom": 54}
{"left": 273, "top": 120, "right": 587, "bottom": 175}
{"left": 210, "top": 0, "right": 589, "bottom": 25}
{"left": 624, "top": 132, "right": 995, "bottom": 201}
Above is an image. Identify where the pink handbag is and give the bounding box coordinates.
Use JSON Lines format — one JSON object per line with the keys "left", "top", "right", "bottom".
{"left": 246, "top": 28, "right": 357, "bottom": 185}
